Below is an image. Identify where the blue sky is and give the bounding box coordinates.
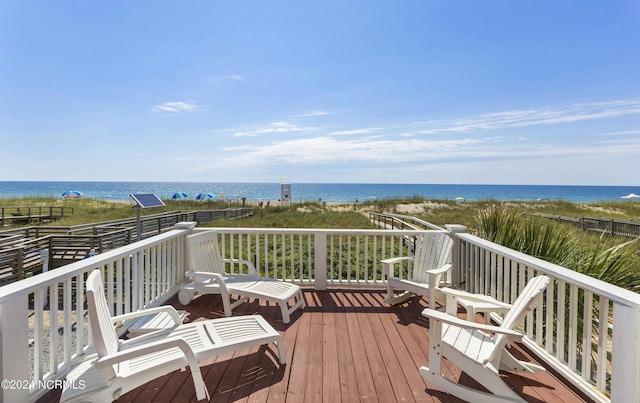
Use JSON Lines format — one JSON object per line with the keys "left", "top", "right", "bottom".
{"left": 1, "top": 1, "right": 639, "bottom": 185}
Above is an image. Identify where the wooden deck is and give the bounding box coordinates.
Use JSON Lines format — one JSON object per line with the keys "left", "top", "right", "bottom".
{"left": 39, "top": 289, "right": 595, "bottom": 403}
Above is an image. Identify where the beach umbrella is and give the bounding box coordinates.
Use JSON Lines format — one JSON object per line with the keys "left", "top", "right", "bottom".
{"left": 621, "top": 193, "right": 640, "bottom": 199}
{"left": 62, "top": 190, "right": 83, "bottom": 198}
{"left": 172, "top": 192, "right": 189, "bottom": 200}
{"left": 196, "top": 192, "right": 215, "bottom": 200}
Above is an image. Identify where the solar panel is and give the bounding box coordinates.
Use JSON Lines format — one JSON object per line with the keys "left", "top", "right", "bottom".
{"left": 130, "top": 193, "right": 165, "bottom": 208}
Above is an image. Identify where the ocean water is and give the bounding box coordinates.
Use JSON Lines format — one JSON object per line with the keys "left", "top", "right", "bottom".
{"left": 0, "top": 181, "right": 638, "bottom": 203}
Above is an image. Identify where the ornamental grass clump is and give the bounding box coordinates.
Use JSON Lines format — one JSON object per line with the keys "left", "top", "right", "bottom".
{"left": 477, "top": 204, "right": 640, "bottom": 291}
{"left": 566, "top": 235, "right": 640, "bottom": 293}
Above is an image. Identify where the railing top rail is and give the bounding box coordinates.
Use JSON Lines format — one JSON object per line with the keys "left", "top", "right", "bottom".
{"left": 457, "top": 232, "right": 640, "bottom": 308}
{"left": 600, "top": 217, "right": 639, "bottom": 225}
{"left": 0, "top": 206, "right": 70, "bottom": 210}
{"left": 374, "top": 212, "right": 444, "bottom": 230}
{"left": 64, "top": 210, "right": 191, "bottom": 230}
{"left": 196, "top": 227, "right": 447, "bottom": 235}
{"left": 0, "top": 236, "right": 49, "bottom": 251}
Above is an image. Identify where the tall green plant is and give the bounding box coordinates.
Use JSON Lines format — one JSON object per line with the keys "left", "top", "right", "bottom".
{"left": 566, "top": 236, "right": 639, "bottom": 293}
{"left": 476, "top": 204, "right": 523, "bottom": 248}
{"left": 519, "top": 217, "right": 573, "bottom": 263}
{"left": 476, "top": 204, "right": 640, "bottom": 291}
{"left": 477, "top": 204, "right": 639, "bottom": 392}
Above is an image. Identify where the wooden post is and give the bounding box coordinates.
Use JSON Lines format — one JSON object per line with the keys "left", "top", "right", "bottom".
{"left": 1, "top": 296, "right": 30, "bottom": 402}
{"left": 445, "top": 224, "right": 467, "bottom": 288}
{"left": 314, "top": 232, "right": 327, "bottom": 290}
{"left": 611, "top": 302, "right": 640, "bottom": 402}
{"left": 14, "top": 247, "right": 24, "bottom": 281}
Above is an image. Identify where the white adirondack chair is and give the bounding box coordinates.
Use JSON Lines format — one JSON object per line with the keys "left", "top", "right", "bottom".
{"left": 61, "top": 269, "right": 286, "bottom": 402}
{"left": 419, "top": 275, "right": 551, "bottom": 403}
{"left": 382, "top": 231, "right": 453, "bottom": 307}
{"left": 179, "top": 230, "right": 305, "bottom": 324}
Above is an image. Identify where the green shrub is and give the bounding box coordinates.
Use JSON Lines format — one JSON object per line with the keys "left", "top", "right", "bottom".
{"left": 476, "top": 204, "right": 640, "bottom": 291}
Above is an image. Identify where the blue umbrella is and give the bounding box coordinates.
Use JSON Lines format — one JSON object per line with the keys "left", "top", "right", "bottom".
{"left": 172, "top": 192, "right": 189, "bottom": 200}
{"left": 62, "top": 190, "right": 83, "bottom": 198}
{"left": 196, "top": 192, "right": 215, "bottom": 200}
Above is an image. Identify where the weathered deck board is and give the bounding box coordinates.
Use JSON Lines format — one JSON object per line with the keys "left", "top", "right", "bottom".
{"left": 37, "top": 289, "right": 595, "bottom": 403}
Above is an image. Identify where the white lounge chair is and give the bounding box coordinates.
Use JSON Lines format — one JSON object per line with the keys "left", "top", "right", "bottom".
{"left": 419, "top": 275, "right": 550, "bottom": 403}
{"left": 382, "top": 231, "right": 453, "bottom": 307}
{"left": 61, "top": 269, "right": 286, "bottom": 402}
{"left": 179, "top": 230, "right": 305, "bottom": 324}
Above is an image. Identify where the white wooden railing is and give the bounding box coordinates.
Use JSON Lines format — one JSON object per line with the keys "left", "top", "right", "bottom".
{"left": 195, "top": 227, "right": 436, "bottom": 289}
{"left": 204, "top": 225, "right": 640, "bottom": 402}
{"left": 1, "top": 222, "right": 638, "bottom": 402}
{"left": 0, "top": 223, "right": 193, "bottom": 402}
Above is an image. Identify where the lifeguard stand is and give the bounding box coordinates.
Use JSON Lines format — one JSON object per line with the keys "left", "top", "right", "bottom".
{"left": 280, "top": 183, "right": 291, "bottom": 206}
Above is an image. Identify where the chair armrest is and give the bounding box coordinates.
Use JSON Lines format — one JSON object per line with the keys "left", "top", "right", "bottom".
{"left": 381, "top": 256, "right": 414, "bottom": 265}
{"left": 426, "top": 263, "right": 453, "bottom": 277}
{"left": 185, "top": 270, "right": 229, "bottom": 295}
{"left": 421, "top": 308, "right": 523, "bottom": 340}
{"left": 100, "top": 336, "right": 208, "bottom": 400}
{"left": 185, "top": 270, "right": 226, "bottom": 282}
{"left": 111, "top": 306, "right": 183, "bottom": 326}
{"left": 426, "top": 263, "right": 452, "bottom": 285}
{"left": 222, "top": 258, "right": 258, "bottom": 275}
{"left": 96, "top": 336, "right": 199, "bottom": 369}
{"left": 440, "top": 287, "right": 513, "bottom": 309}
{"left": 381, "top": 256, "right": 414, "bottom": 278}
{"left": 425, "top": 264, "right": 453, "bottom": 307}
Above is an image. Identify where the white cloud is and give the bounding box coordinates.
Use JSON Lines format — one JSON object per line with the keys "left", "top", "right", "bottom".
{"left": 193, "top": 97, "right": 640, "bottom": 185}
{"left": 233, "top": 121, "right": 319, "bottom": 137}
{"left": 295, "top": 110, "right": 330, "bottom": 117}
{"left": 164, "top": 154, "right": 208, "bottom": 161}
{"left": 593, "top": 129, "right": 640, "bottom": 137}
{"left": 198, "top": 130, "right": 640, "bottom": 176}
{"left": 215, "top": 136, "right": 487, "bottom": 167}
{"left": 329, "top": 127, "right": 385, "bottom": 136}
{"left": 152, "top": 101, "right": 198, "bottom": 113}
{"left": 206, "top": 74, "right": 245, "bottom": 83}
{"left": 412, "top": 98, "right": 640, "bottom": 135}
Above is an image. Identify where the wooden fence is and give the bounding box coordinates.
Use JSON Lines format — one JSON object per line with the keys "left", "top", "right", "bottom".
{"left": 534, "top": 213, "right": 640, "bottom": 238}
{"left": 0, "top": 206, "right": 73, "bottom": 226}
{"left": 0, "top": 208, "right": 252, "bottom": 286}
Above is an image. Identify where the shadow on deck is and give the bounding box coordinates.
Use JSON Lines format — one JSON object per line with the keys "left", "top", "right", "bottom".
{"left": 39, "top": 289, "right": 595, "bottom": 403}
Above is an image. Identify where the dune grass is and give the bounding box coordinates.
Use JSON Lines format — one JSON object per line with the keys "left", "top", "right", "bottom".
{"left": 2, "top": 196, "right": 638, "bottom": 290}
{"left": 476, "top": 203, "right": 640, "bottom": 292}
{"left": 1, "top": 195, "right": 638, "bottom": 231}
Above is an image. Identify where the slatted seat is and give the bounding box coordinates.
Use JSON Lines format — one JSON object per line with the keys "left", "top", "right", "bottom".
{"left": 419, "top": 275, "right": 550, "bottom": 403}
{"left": 61, "top": 269, "right": 286, "bottom": 402}
{"left": 179, "top": 230, "right": 305, "bottom": 324}
{"left": 382, "top": 231, "right": 453, "bottom": 308}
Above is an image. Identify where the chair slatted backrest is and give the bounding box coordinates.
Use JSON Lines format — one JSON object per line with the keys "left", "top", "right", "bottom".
{"left": 411, "top": 232, "right": 453, "bottom": 283}
{"left": 486, "top": 275, "right": 550, "bottom": 364}
{"left": 187, "top": 231, "right": 225, "bottom": 274}
{"left": 86, "top": 270, "right": 121, "bottom": 376}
